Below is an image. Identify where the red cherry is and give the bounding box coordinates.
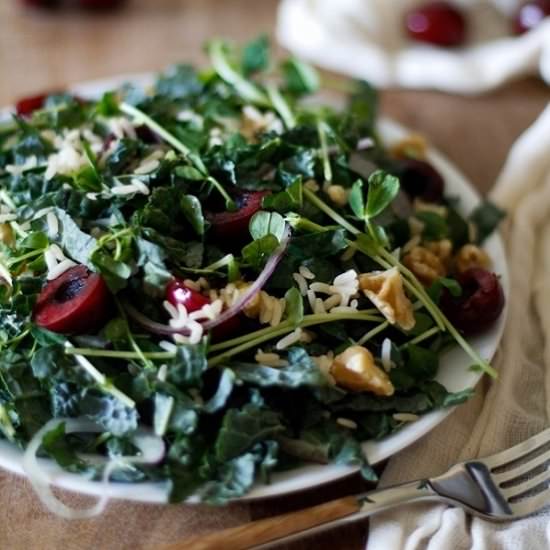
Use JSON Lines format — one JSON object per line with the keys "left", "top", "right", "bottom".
{"left": 441, "top": 268, "right": 505, "bottom": 336}
{"left": 166, "top": 279, "right": 210, "bottom": 313}
{"left": 15, "top": 93, "right": 52, "bottom": 116}
{"left": 397, "top": 158, "right": 445, "bottom": 203}
{"left": 33, "top": 265, "right": 111, "bottom": 334}
{"left": 206, "top": 191, "right": 269, "bottom": 240}
{"left": 166, "top": 278, "right": 241, "bottom": 341}
{"left": 405, "top": 1, "right": 467, "bottom": 47}
{"left": 513, "top": 0, "right": 550, "bottom": 34}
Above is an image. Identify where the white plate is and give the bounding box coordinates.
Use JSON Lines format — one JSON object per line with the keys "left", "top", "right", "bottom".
{"left": 0, "top": 75, "right": 508, "bottom": 503}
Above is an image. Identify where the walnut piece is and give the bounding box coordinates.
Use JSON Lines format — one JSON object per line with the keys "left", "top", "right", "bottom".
{"left": 426, "top": 239, "right": 453, "bottom": 269}
{"left": 0, "top": 223, "right": 14, "bottom": 246}
{"left": 326, "top": 184, "right": 349, "bottom": 207}
{"left": 390, "top": 134, "right": 427, "bottom": 160}
{"left": 331, "top": 345, "right": 394, "bottom": 396}
{"left": 359, "top": 267, "right": 416, "bottom": 330}
{"left": 455, "top": 244, "right": 491, "bottom": 273}
{"left": 403, "top": 246, "right": 446, "bottom": 286}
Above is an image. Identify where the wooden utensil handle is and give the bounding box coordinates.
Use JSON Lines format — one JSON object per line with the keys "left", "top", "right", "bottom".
{"left": 166, "top": 495, "right": 361, "bottom": 550}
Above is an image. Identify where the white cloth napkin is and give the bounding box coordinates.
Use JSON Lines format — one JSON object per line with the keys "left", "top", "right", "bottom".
{"left": 367, "top": 102, "right": 550, "bottom": 549}
{"left": 276, "top": 0, "right": 550, "bottom": 93}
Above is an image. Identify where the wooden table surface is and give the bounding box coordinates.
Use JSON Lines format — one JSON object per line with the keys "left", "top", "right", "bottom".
{"left": 0, "top": 1, "right": 548, "bottom": 549}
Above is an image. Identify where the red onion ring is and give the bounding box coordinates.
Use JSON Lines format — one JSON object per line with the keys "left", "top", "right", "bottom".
{"left": 124, "top": 225, "right": 291, "bottom": 337}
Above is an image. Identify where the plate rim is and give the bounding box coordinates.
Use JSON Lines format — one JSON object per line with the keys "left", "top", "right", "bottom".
{"left": 0, "top": 74, "right": 509, "bottom": 504}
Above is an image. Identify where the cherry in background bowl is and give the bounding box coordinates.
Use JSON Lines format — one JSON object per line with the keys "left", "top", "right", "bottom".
{"left": 405, "top": 1, "right": 467, "bottom": 47}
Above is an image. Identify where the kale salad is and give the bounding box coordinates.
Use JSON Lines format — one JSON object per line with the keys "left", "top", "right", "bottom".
{"left": 0, "top": 37, "right": 505, "bottom": 509}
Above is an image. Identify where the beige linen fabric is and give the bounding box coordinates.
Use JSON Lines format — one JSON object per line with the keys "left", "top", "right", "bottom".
{"left": 0, "top": 469, "right": 249, "bottom": 549}
{"left": 368, "top": 103, "right": 550, "bottom": 549}
{"left": 277, "top": 0, "right": 550, "bottom": 93}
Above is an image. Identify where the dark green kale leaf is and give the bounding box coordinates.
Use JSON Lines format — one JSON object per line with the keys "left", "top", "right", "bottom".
{"left": 215, "top": 404, "right": 284, "bottom": 462}
{"left": 469, "top": 200, "right": 505, "bottom": 244}
{"left": 230, "top": 347, "right": 328, "bottom": 389}
{"left": 197, "top": 452, "right": 257, "bottom": 504}
{"left": 415, "top": 211, "right": 448, "bottom": 241}
{"left": 166, "top": 342, "right": 209, "bottom": 388}
{"left": 41, "top": 421, "right": 87, "bottom": 471}
{"left": 242, "top": 35, "right": 270, "bottom": 76}
{"left": 339, "top": 81, "right": 378, "bottom": 147}
{"left": 155, "top": 64, "right": 203, "bottom": 101}
{"left": 79, "top": 391, "right": 138, "bottom": 437}
{"left": 281, "top": 58, "right": 320, "bottom": 96}
{"left": 43, "top": 208, "right": 96, "bottom": 268}
{"left": 287, "top": 229, "right": 348, "bottom": 260}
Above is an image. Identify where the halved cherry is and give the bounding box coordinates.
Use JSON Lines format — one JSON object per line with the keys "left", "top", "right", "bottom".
{"left": 15, "top": 93, "right": 52, "bottom": 116}
{"left": 166, "top": 279, "right": 210, "bottom": 313}
{"left": 405, "top": 1, "right": 467, "bottom": 47}
{"left": 206, "top": 191, "right": 270, "bottom": 241}
{"left": 513, "top": 0, "right": 550, "bottom": 34}
{"left": 395, "top": 158, "right": 445, "bottom": 203}
{"left": 166, "top": 278, "right": 241, "bottom": 341}
{"left": 33, "top": 265, "right": 111, "bottom": 334}
{"left": 441, "top": 268, "right": 505, "bottom": 336}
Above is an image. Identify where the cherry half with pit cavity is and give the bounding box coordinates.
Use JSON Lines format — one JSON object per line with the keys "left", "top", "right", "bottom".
{"left": 33, "top": 265, "right": 112, "bottom": 334}
{"left": 206, "top": 191, "right": 269, "bottom": 241}
{"left": 441, "top": 268, "right": 505, "bottom": 336}
{"left": 405, "top": 1, "right": 467, "bottom": 47}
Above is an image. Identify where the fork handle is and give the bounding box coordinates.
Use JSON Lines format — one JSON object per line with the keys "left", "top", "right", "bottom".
{"left": 169, "top": 480, "right": 435, "bottom": 550}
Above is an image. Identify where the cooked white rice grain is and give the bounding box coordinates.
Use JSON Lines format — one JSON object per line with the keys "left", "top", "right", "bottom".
{"left": 0, "top": 214, "right": 18, "bottom": 223}
{"left": 276, "top": 328, "right": 302, "bottom": 350}
{"left": 46, "top": 212, "right": 58, "bottom": 237}
{"left": 158, "top": 340, "right": 177, "bottom": 353}
{"left": 111, "top": 184, "right": 139, "bottom": 196}
{"left": 307, "top": 289, "right": 316, "bottom": 312}
{"left": 323, "top": 294, "right": 341, "bottom": 310}
{"left": 254, "top": 350, "right": 288, "bottom": 367}
{"left": 381, "top": 338, "right": 393, "bottom": 372}
{"left": 309, "top": 282, "right": 332, "bottom": 294}
{"left": 134, "top": 158, "right": 160, "bottom": 175}
{"left": 393, "top": 413, "right": 419, "bottom": 423}
{"left": 299, "top": 265, "right": 315, "bottom": 280}
{"left": 157, "top": 364, "right": 168, "bottom": 382}
{"left": 32, "top": 207, "right": 54, "bottom": 221}
{"left": 49, "top": 244, "right": 66, "bottom": 261}
{"left": 47, "top": 259, "right": 77, "bottom": 280}
{"left": 292, "top": 272, "right": 308, "bottom": 296}
{"left": 330, "top": 305, "right": 358, "bottom": 314}
{"left": 43, "top": 249, "right": 57, "bottom": 272}
{"left": 130, "top": 178, "right": 150, "bottom": 195}
{"left": 314, "top": 298, "right": 326, "bottom": 315}
{"left": 336, "top": 418, "right": 358, "bottom": 430}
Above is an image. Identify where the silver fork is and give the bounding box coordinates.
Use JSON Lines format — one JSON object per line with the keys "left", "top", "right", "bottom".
{"left": 177, "top": 427, "right": 550, "bottom": 550}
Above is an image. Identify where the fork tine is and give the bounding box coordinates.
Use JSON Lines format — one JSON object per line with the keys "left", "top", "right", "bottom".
{"left": 493, "top": 447, "right": 550, "bottom": 485}
{"left": 480, "top": 428, "right": 550, "bottom": 469}
{"left": 500, "top": 468, "right": 550, "bottom": 499}
{"left": 508, "top": 486, "right": 550, "bottom": 518}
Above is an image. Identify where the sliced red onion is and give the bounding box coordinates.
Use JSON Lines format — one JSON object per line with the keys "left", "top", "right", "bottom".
{"left": 203, "top": 225, "right": 290, "bottom": 331}
{"left": 124, "top": 302, "right": 190, "bottom": 337}
{"left": 124, "top": 225, "right": 291, "bottom": 336}
{"left": 357, "top": 137, "right": 375, "bottom": 151}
